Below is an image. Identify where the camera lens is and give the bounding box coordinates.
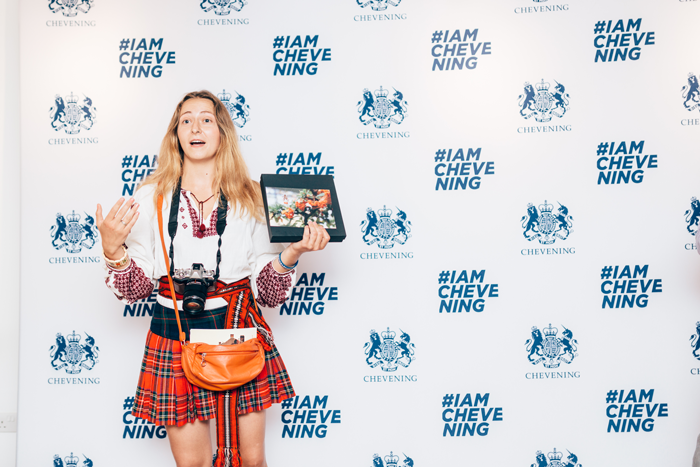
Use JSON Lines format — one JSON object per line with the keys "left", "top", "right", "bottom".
{"left": 183, "top": 279, "right": 208, "bottom": 315}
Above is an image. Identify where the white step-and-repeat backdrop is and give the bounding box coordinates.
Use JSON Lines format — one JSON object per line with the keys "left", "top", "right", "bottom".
{"left": 17, "top": 0, "right": 700, "bottom": 466}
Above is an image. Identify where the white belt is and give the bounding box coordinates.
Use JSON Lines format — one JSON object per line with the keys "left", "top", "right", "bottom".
{"left": 157, "top": 294, "right": 228, "bottom": 310}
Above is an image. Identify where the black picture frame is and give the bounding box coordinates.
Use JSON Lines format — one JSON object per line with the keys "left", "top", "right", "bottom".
{"left": 260, "top": 174, "right": 346, "bottom": 243}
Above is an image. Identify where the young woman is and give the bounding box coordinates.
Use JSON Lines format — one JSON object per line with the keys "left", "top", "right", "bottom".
{"left": 97, "top": 90, "right": 329, "bottom": 467}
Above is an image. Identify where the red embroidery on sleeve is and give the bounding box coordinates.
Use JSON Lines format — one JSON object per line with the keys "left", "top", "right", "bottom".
{"left": 108, "top": 261, "right": 154, "bottom": 303}
{"left": 255, "top": 261, "right": 293, "bottom": 308}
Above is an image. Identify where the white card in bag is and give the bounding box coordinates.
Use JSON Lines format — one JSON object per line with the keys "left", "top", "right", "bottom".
{"left": 189, "top": 328, "right": 257, "bottom": 345}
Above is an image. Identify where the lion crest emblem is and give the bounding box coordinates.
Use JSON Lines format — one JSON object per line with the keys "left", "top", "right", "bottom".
{"left": 685, "top": 197, "right": 700, "bottom": 235}
{"left": 521, "top": 200, "right": 573, "bottom": 245}
{"left": 357, "top": 0, "right": 401, "bottom": 11}
{"left": 525, "top": 324, "right": 578, "bottom": 369}
{"left": 361, "top": 206, "right": 411, "bottom": 249}
{"left": 50, "top": 210, "right": 98, "bottom": 254}
{"left": 200, "top": 0, "right": 247, "bottom": 15}
{"left": 690, "top": 322, "right": 700, "bottom": 360}
{"left": 682, "top": 73, "right": 700, "bottom": 112}
{"left": 518, "top": 79, "right": 570, "bottom": 122}
{"left": 49, "top": 92, "right": 97, "bottom": 135}
{"left": 372, "top": 452, "right": 413, "bottom": 467}
{"left": 53, "top": 453, "right": 94, "bottom": 467}
{"left": 48, "top": 0, "right": 93, "bottom": 17}
{"left": 530, "top": 448, "right": 581, "bottom": 467}
{"left": 364, "top": 328, "right": 415, "bottom": 372}
{"left": 49, "top": 331, "right": 100, "bottom": 374}
{"left": 358, "top": 86, "right": 408, "bottom": 129}
{"left": 218, "top": 89, "right": 250, "bottom": 128}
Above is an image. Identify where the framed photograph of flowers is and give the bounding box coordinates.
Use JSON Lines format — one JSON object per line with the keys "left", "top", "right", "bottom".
{"left": 260, "top": 174, "right": 346, "bottom": 243}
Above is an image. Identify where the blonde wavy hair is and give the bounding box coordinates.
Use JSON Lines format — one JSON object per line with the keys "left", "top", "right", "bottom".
{"left": 142, "top": 90, "right": 263, "bottom": 221}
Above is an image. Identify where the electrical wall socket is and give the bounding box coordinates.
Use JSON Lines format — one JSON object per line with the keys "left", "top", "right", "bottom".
{"left": 0, "top": 413, "right": 17, "bottom": 433}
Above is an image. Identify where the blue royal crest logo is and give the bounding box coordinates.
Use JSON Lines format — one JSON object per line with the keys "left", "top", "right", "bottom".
{"left": 521, "top": 200, "right": 573, "bottom": 245}
{"left": 530, "top": 448, "right": 581, "bottom": 467}
{"left": 682, "top": 73, "right": 700, "bottom": 112}
{"left": 218, "top": 89, "right": 250, "bottom": 128}
{"left": 357, "top": 0, "right": 401, "bottom": 11}
{"left": 49, "top": 92, "right": 97, "bottom": 135}
{"left": 372, "top": 452, "right": 413, "bottom": 467}
{"left": 200, "top": 0, "right": 247, "bottom": 15}
{"left": 53, "top": 452, "right": 94, "bottom": 467}
{"left": 358, "top": 86, "right": 408, "bottom": 129}
{"left": 690, "top": 322, "right": 700, "bottom": 360}
{"left": 51, "top": 211, "right": 99, "bottom": 254}
{"left": 685, "top": 197, "right": 700, "bottom": 235}
{"left": 526, "top": 324, "right": 578, "bottom": 369}
{"left": 50, "top": 331, "right": 100, "bottom": 374}
{"left": 361, "top": 206, "right": 411, "bottom": 249}
{"left": 518, "top": 79, "right": 570, "bottom": 122}
{"left": 48, "top": 0, "right": 93, "bottom": 17}
{"left": 364, "top": 328, "right": 415, "bottom": 372}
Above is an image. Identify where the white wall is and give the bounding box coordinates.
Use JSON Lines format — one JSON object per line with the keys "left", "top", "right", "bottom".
{"left": 0, "top": 0, "right": 20, "bottom": 465}
{"left": 12, "top": 1, "right": 700, "bottom": 466}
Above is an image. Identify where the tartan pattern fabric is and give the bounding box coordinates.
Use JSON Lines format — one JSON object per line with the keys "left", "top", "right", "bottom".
{"left": 134, "top": 275, "right": 295, "bottom": 427}
{"left": 132, "top": 332, "right": 295, "bottom": 425}
{"left": 132, "top": 331, "right": 217, "bottom": 426}
{"left": 150, "top": 301, "right": 228, "bottom": 342}
{"left": 260, "top": 344, "right": 295, "bottom": 407}
{"left": 240, "top": 341, "right": 294, "bottom": 413}
{"left": 157, "top": 276, "right": 277, "bottom": 350}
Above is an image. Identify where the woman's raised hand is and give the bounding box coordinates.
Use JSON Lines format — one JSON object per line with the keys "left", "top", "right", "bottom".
{"left": 275, "top": 221, "right": 330, "bottom": 273}
{"left": 291, "top": 220, "right": 331, "bottom": 254}
{"left": 96, "top": 198, "right": 140, "bottom": 260}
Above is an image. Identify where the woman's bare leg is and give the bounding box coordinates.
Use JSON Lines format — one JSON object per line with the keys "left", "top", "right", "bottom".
{"left": 166, "top": 419, "right": 213, "bottom": 467}
{"left": 693, "top": 433, "right": 700, "bottom": 467}
{"left": 238, "top": 410, "right": 267, "bottom": 467}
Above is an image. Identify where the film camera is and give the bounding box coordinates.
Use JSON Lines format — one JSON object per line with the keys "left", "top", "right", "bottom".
{"left": 173, "top": 263, "right": 215, "bottom": 314}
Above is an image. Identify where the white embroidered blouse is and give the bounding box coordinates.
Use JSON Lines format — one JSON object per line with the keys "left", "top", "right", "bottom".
{"left": 104, "top": 184, "right": 294, "bottom": 309}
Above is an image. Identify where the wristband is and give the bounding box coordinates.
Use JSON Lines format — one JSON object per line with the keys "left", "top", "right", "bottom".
{"left": 104, "top": 245, "right": 130, "bottom": 269}
{"left": 278, "top": 252, "right": 298, "bottom": 270}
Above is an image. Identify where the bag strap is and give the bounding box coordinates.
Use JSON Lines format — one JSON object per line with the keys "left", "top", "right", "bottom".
{"left": 167, "top": 179, "right": 181, "bottom": 278}
{"left": 157, "top": 194, "right": 187, "bottom": 344}
{"left": 214, "top": 195, "right": 228, "bottom": 281}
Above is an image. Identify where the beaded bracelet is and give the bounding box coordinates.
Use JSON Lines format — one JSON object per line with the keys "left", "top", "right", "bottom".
{"left": 278, "top": 252, "right": 298, "bottom": 270}
{"left": 103, "top": 245, "right": 130, "bottom": 269}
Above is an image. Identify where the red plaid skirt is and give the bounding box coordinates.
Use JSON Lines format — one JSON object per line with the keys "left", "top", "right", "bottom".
{"left": 132, "top": 330, "right": 295, "bottom": 426}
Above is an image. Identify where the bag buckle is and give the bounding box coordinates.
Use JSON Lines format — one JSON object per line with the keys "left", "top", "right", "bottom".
{"left": 201, "top": 353, "right": 207, "bottom": 367}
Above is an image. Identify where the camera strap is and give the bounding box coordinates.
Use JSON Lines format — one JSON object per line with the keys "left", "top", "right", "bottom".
{"left": 167, "top": 178, "right": 228, "bottom": 281}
